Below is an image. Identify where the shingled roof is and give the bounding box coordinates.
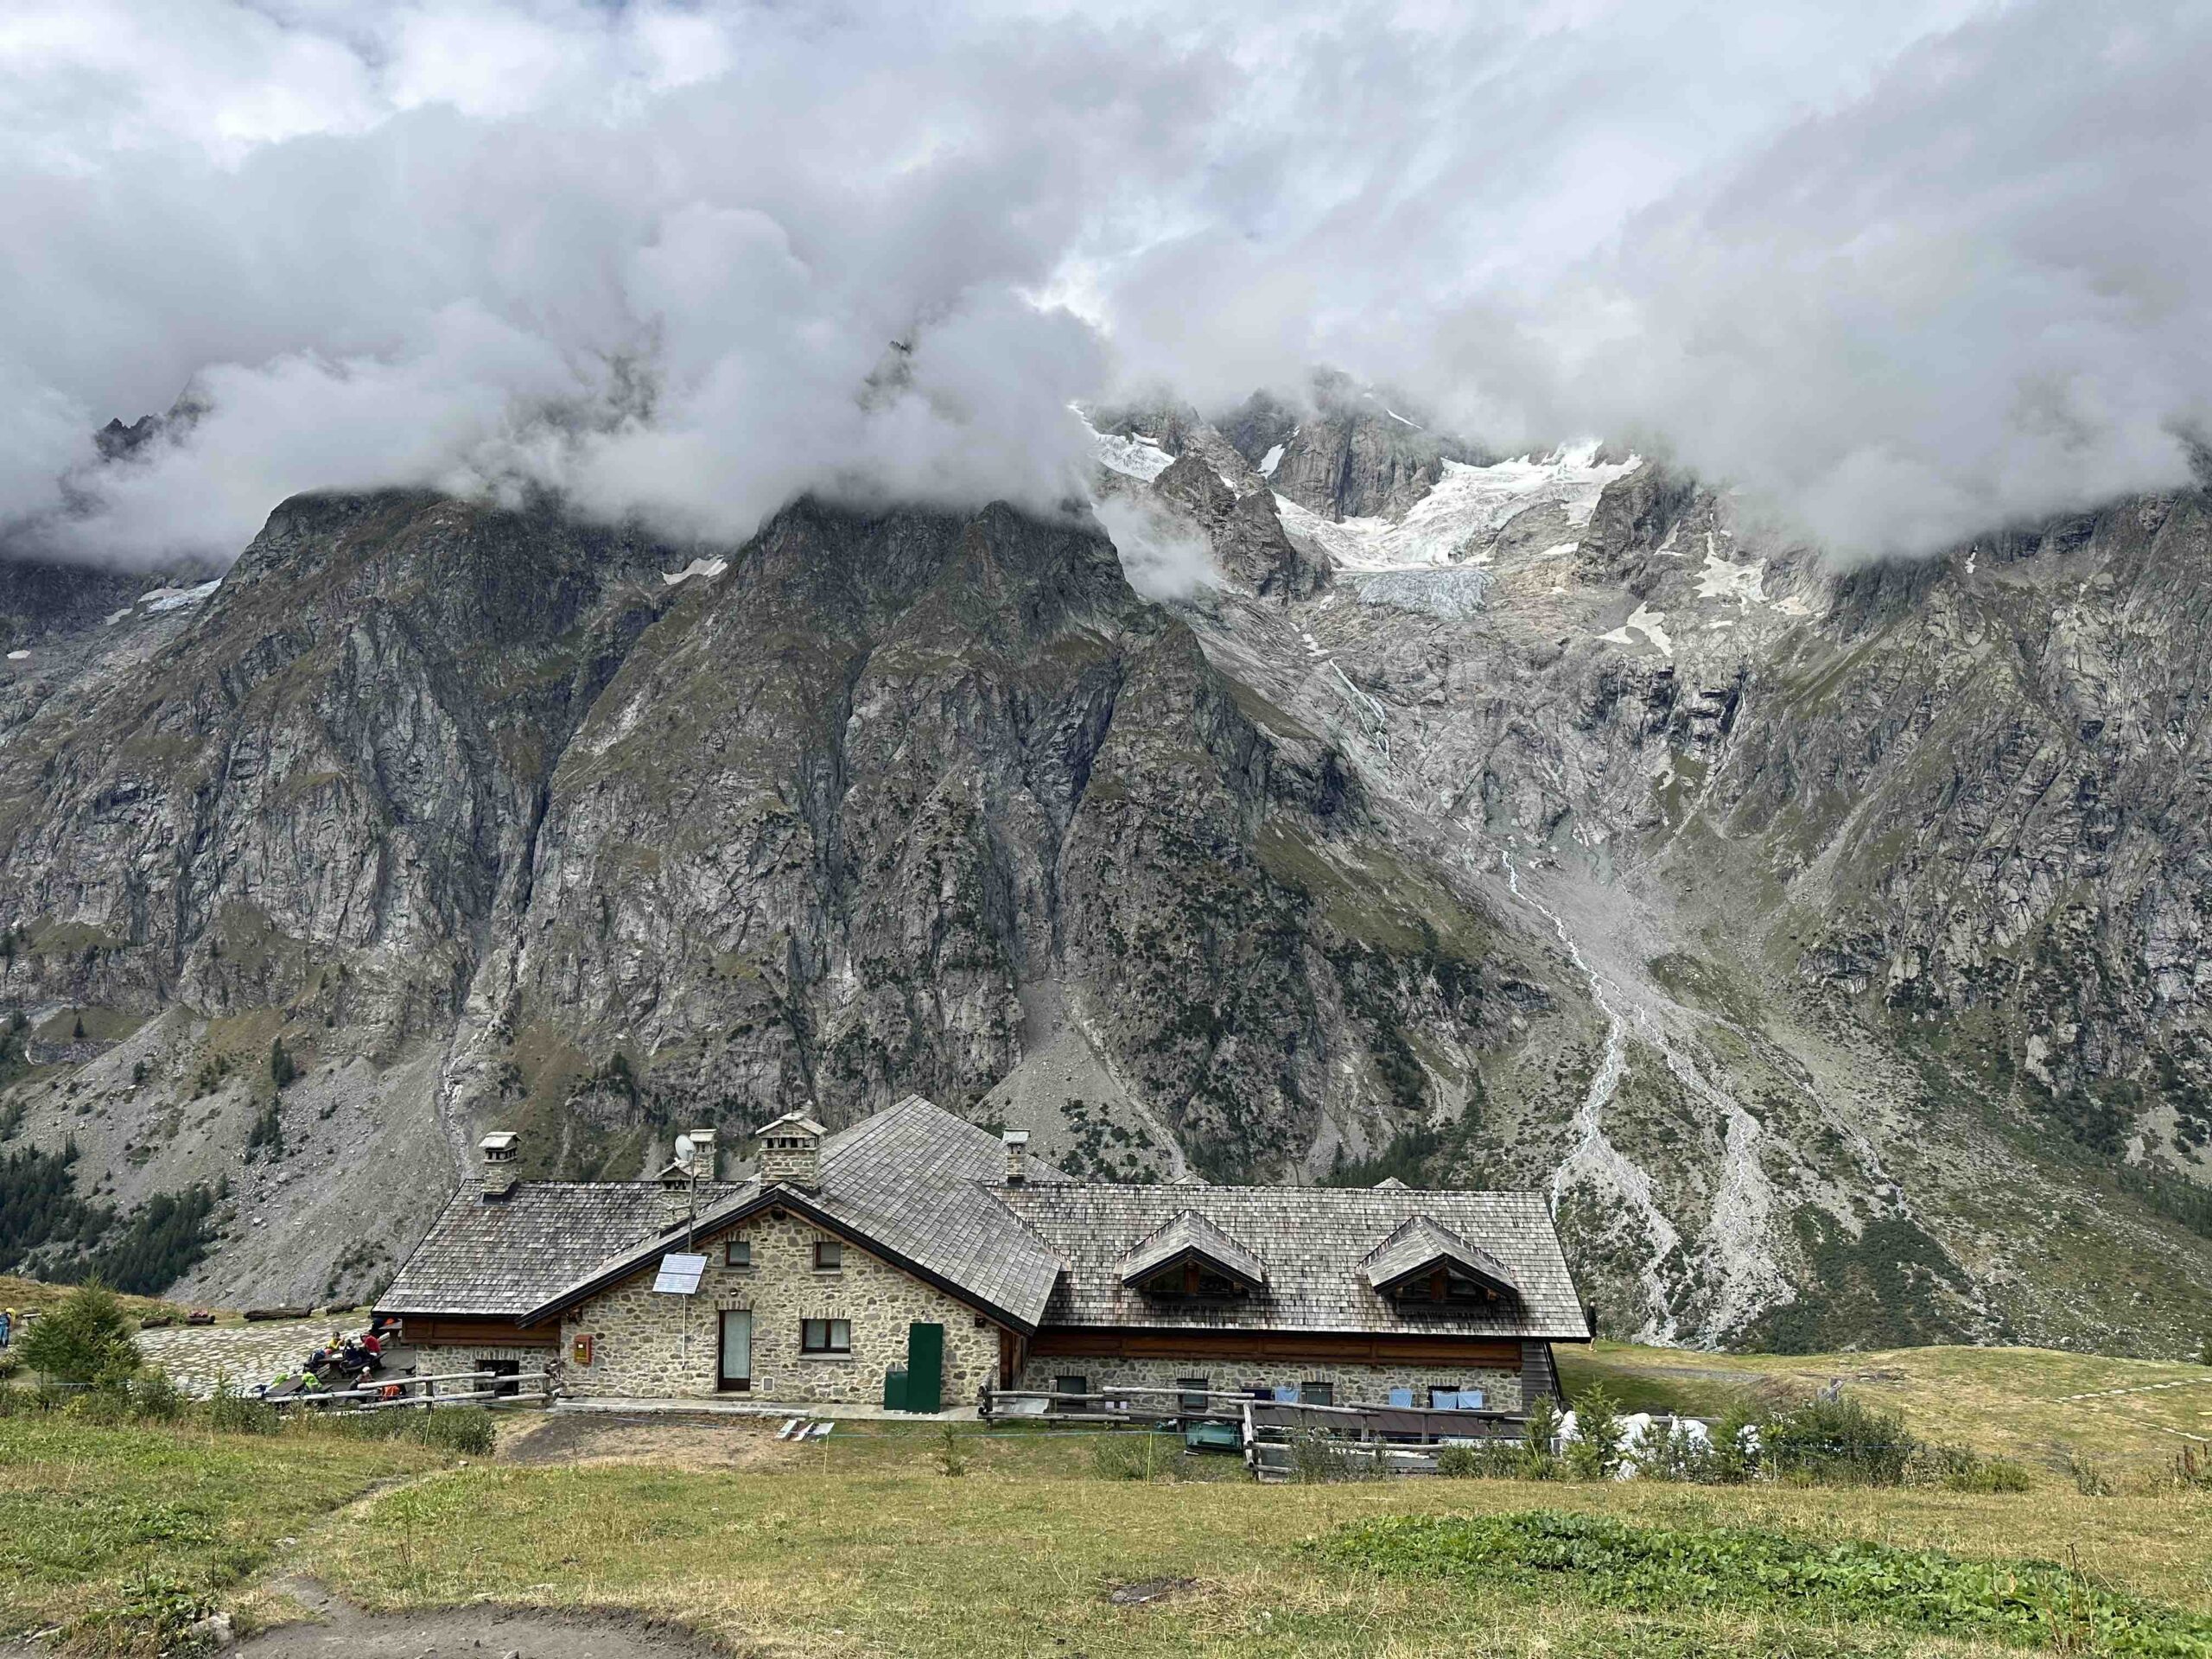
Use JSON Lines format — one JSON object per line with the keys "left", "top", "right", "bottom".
{"left": 1360, "top": 1213, "right": 1518, "bottom": 1296}
{"left": 386, "top": 1096, "right": 1069, "bottom": 1332}
{"left": 997, "top": 1184, "right": 1586, "bottom": 1339}
{"left": 378, "top": 1180, "right": 744, "bottom": 1317}
{"left": 381, "top": 1096, "right": 1586, "bottom": 1344}
{"left": 1117, "top": 1208, "right": 1268, "bottom": 1290}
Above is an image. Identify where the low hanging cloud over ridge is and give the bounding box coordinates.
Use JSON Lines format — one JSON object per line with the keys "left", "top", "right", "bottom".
{"left": 2, "top": 0, "right": 2206, "bottom": 567}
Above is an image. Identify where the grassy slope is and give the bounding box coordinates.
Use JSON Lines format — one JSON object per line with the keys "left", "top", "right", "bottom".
{"left": 6, "top": 1340, "right": 2212, "bottom": 1657}
{"left": 0, "top": 1417, "right": 441, "bottom": 1644}
{"left": 1560, "top": 1341, "right": 2212, "bottom": 1475}
{"left": 0, "top": 1274, "right": 201, "bottom": 1323}
{"left": 306, "top": 1457, "right": 2212, "bottom": 1658}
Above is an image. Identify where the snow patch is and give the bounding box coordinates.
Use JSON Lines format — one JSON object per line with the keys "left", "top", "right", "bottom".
{"left": 1258, "top": 442, "right": 1285, "bottom": 478}
{"left": 1071, "top": 406, "right": 1177, "bottom": 483}
{"left": 1274, "top": 443, "right": 1638, "bottom": 573}
{"left": 4, "top": 650, "right": 28, "bottom": 661}
{"left": 103, "top": 607, "right": 131, "bottom": 626}
{"left": 1600, "top": 603, "right": 1674, "bottom": 658}
{"left": 1089, "top": 428, "right": 1174, "bottom": 482}
{"left": 138, "top": 579, "right": 222, "bottom": 613}
{"left": 1384, "top": 408, "right": 1421, "bottom": 429}
{"left": 1693, "top": 537, "right": 1768, "bottom": 606}
{"left": 660, "top": 556, "right": 728, "bottom": 586}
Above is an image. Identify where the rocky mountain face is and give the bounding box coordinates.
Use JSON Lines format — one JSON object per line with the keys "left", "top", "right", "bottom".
{"left": 3, "top": 396, "right": 2210, "bottom": 1358}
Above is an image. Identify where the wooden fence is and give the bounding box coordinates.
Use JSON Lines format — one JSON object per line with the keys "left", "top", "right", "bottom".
{"left": 979, "top": 1383, "right": 1532, "bottom": 1480}
{"left": 266, "top": 1368, "right": 552, "bottom": 1413}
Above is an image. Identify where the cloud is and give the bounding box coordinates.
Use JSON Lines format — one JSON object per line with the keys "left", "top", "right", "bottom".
{"left": 0, "top": 0, "right": 2205, "bottom": 566}
{"left": 1094, "top": 493, "right": 1218, "bottom": 602}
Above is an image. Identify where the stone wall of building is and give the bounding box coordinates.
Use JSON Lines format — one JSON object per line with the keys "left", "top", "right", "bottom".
{"left": 559, "top": 1209, "right": 1002, "bottom": 1406}
{"left": 1012, "top": 1353, "right": 1523, "bottom": 1411}
{"left": 407, "top": 1343, "right": 562, "bottom": 1398}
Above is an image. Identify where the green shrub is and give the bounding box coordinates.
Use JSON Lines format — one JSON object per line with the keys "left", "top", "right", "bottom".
{"left": 1090, "top": 1432, "right": 1178, "bottom": 1481}
{"left": 1322, "top": 1510, "right": 2212, "bottom": 1654}
{"left": 1564, "top": 1383, "right": 1624, "bottom": 1481}
{"left": 1435, "top": 1441, "right": 1518, "bottom": 1478}
{"left": 1905, "top": 1440, "right": 2031, "bottom": 1493}
{"left": 2063, "top": 1448, "right": 2115, "bottom": 1497}
{"left": 1701, "top": 1400, "right": 1757, "bottom": 1484}
{"left": 245, "top": 1100, "right": 283, "bottom": 1160}
{"left": 1518, "top": 1393, "right": 1563, "bottom": 1480}
{"left": 204, "top": 1379, "right": 279, "bottom": 1435}
{"left": 130, "top": 1367, "right": 187, "bottom": 1422}
{"left": 1287, "top": 1427, "right": 1382, "bottom": 1484}
{"left": 1960, "top": 1458, "right": 2034, "bottom": 1493}
{"left": 403, "top": 1405, "right": 495, "bottom": 1456}
{"left": 1760, "top": 1392, "right": 1915, "bottom": 1486}
{"left": 1633, "top": 1420, "right": 1716, "bottom": 1483}
{"left": 934, "top": 1423, "right": 969, "bottom": 1478}
{"left": 2170, "top": 1444, "right": 2212, "bottom": 1492}
{"left": 63, "top": 1385, "right": 132, "bottom": 1425}
{"left": 111, "top": 1572, "right": 219, "bottom": 1649}
{"left": 16, "top": 1283, "right": 140, "bottom": 1387}
{"left": 296, "top": 1403, "right": 496, "bottom": 1455}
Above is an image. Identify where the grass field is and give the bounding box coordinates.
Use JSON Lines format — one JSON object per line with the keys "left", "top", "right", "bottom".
{"left": 3, "top": 1338, "right": 2211, "bottom": 1657}
{"left": 0, "top": 1416, "right": 442, "bottom": 1649}
{"left": 296, "top": 1456, "right": 2212, "bottom": 1658}
{"left": 1559, "top": 1341, "right": 2212, "bottom": 1477}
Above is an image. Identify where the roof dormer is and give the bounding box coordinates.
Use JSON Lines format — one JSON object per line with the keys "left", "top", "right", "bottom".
{"left": 1118, "top": 1209, "right": 1266, "bottom": 1300}
{"left": 1362, "top": 1214, "right": 1519, "bottom": 1306}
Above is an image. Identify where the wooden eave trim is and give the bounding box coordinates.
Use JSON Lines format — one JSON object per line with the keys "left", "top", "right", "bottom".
{"left": 1120, "top": 1244, "right": 1267, "bottom": 1295}
{"left": 1369, "top": 1255, "right": 1520, "bottom": 1303}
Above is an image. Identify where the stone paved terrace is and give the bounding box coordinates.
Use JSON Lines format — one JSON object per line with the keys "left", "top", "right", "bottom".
{"left": 137, "top": 1323, "right": 342, "bottom": 1396}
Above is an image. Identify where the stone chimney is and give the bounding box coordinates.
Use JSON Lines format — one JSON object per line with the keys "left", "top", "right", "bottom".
{"left": 683, "top": 1127, "right": 718, "bottom": 1181}
{"left": 757, "top": 1110, "right": 826, "bottom": 1191}
{"left": 479, "top": 1132, "right": 519, "bottom": 1202}
{"left": 1001, "top": 1129, "right": 1030, "bottom": 1186}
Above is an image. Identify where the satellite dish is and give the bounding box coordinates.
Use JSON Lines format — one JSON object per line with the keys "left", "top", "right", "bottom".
{"left": 674, "top": 1134, "right": 695, "bottom": 1165}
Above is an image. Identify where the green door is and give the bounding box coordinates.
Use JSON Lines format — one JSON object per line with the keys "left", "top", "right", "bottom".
{"left": 904, "top": 1322, "right": 944, "bottom": 1412}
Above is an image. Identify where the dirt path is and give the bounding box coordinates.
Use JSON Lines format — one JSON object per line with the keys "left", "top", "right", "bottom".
{"left": 238, "top": 1579, "right": 718, "bottom": 1659}
{"left": 499, "top": 1409, "right": 798, "bottom": 1471}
